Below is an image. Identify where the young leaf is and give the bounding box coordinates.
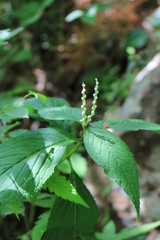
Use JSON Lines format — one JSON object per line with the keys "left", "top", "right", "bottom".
{"left": 83, "top": 127, "right": 140, "bottom": 217}
{"left": 45, "top": 173, "right": 99, "bottom": 240}
{"left": 32, "top": 211, "right": 50, "bottom": 240}
{"left": 28, "top": 90, "right": 47, "bottom": 104}
{"left": 38, "top": 106, "right": 82, "bottom": 122}
{"left": 70, "top": 153, "right": 87, "bottom": 178}
{"left": 0, "top": 128, "right": 75, "bottom": 205}
{"left": 91, "top": 119, "right": 160, "bottom": 131}
{"left": 46, "top": 171, "right": 88, "bottom": 207}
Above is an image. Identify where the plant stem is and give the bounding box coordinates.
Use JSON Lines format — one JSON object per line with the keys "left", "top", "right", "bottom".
{"left": 67, "top": 140, "right": 82, "bottom": 159}
{"left": 0, "top": 93, "right": 33, "bottom": 114}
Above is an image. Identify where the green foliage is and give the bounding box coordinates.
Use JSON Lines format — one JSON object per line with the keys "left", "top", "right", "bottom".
{"left": 126, "top": 29, "right": 148, "bottom": 49}
{"left": 65, "top": 3, "right": 111, "bottom": 24}
{"left": 91, "top": 119, "right": 160, "bottom": 131}
{"left": 46, "top": 171, "right": 88, "bottom": 207}
{"left": 45, "top": 173, "right": 99, "bottom": 240}
{"left": 96, "top": 220, "right": 160, "bottom": 240}
{"left": 31, "top": 211, "right": 50, "bottom": 240}
{"left": 13, "top": 0, "right": 55, "bottom": 26}
{"left": 0, "top": 128, "right": 75, "bottom": 205}
{"left": 0, "top": 81, "right": 160, "bottom": 239}
{"left": 70, "top": 153, "right": 87, "bottom": 178}
{"left": 38, "top": 106, "right": 82, "bottom": 122}
{"left": 0, "top": 106, "right": 29, "bottom": 122}
{"left": 84, "top": 126, "right": 140, "bottom": 217}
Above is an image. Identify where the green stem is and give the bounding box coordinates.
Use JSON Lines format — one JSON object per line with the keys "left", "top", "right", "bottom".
{"left": 0, "top": 93, "right": 34, "bottom": 114}
{"left": 67, "top": 140, "right": 82, "bottom": 159}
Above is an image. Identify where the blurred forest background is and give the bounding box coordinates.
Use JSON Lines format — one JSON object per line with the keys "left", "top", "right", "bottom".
{"left": 1, "top": 0, "right": 160, "bottom": 239}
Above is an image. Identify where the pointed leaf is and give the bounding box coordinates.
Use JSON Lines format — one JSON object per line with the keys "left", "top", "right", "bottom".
{"left": 91, "top": 119, "right": 160, "bottom": 131}
{"left": 38, "top": 106, "right": 82, "bottom": 122}
{"left": 32, "top": 211, "right": 50, "bottom": 240}
{"left": 45, "top": 199, "right": 76, "bottom": 240}
{"left": 83, "top": 127, "right": 140, "bottom": 217}
{"left": 45, "top": 173, "right": 99, "bottom": 240}
{"left": 46, "top": 172, "right": 88, "bottom": 207}
{"left": 72, "top": 173, "right": 99, "bottom": 236}
{"left": 0, "top": 128, "right": 75, "bottom": 205}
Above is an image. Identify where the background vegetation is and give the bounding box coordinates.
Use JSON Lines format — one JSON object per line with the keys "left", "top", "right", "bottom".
{"left": 1, "top": 0, "right": 160, "bottom": 239}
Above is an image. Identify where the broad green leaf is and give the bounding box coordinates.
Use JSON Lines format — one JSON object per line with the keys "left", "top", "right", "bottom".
{"left": 45, "top": 199, "right": 76, "bottom": 240}
{"left": 0, "top": 128, "right": 75, "bottom": 205}
{"left": 45, "top": 173, "right": 99, "bottom": 240}
{"left": 96, "top": 221, "right": 116, "bottom": 240}
{"left": 83, "top": 127, "right": 140, "bottom": 217}
{"left": 71, "top": 173, "right": 99, "bottom": 236}
{"left": 32, "top": 211, "right": 50, "bottom": 240}
{"left": 91, "top": 119, "right": 160, "bottom": 131}
{"left": 23, "top": 96, "right": 70, "bottom": 111}
{"left": 0, "top": 97, "right": 21, "bottom": 110}
{"left": 117, "top": 220, "right": 160, "bottom": 240}
{"left": 49, "top": 119, "right": 74, "bottom": 131}
{"left": 23, "top": 98, "right": 45, "bottom": 110}
{"left": 70, "top": 153, "right": 87, "bottom": 178}
{"left": 8, "top": 129, "right": 29, "bottom": 139}
{"left": 46, "top": 171, "right": 88, "bottom": 207}
{"left": 0, "top": 122, "right": 20, "bottom": 142}
{"left": 38, "top": 106, "right": 82, "bottom": 122}
{"left": 46, "top": 97, "right": 70, "bottom": 107}
{"left": 0, "top": 107, "right": 29, "bottom": 122}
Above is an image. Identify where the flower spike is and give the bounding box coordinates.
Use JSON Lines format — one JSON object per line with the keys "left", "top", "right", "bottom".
{"left": 80, "top": 78, "right": 99, "bottom": 129}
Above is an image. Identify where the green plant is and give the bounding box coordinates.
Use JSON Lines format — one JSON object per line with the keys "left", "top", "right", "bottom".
{"left": 1, "top": 79, "right": 160, "bottom": 239}
{"left": 96, "top": 220, "right": 160, "bottom": 240}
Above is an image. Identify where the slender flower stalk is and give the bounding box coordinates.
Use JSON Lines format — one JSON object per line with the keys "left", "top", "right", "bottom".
{"left": 80, "top": 78, "right": 99, "bottom": 129}
{"left": 80, "top": 83, "right": 87, "bottom": 128}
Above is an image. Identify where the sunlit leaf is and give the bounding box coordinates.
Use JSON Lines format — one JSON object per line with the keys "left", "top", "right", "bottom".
{"left": 84, "top": 127, "right": 140, "bottom": 217}
{"left": 0, "top": 128, "right": 75, "bottom": 205}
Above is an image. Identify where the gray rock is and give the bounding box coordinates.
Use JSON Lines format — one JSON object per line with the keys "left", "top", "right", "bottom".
{"left": 120, "top": 53, "right": 160, "bottom": 121}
